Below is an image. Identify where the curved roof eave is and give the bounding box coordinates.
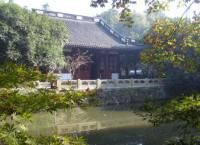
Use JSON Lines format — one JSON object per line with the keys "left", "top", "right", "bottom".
{"left": 64, "top": 43, "right": 147, "bottom": 51}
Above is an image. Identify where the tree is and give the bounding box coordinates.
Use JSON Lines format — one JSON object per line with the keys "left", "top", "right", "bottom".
{"left": 141, "top": 17, "right": 200, "bottom": 76}
{"left": 140, "top": 10, "right": 200, "bottom": 145}
{"left": 100, "top": 9, "right": 165, "bottom": 41}
{"left": 100, "top": 9, "right": 119, "bottom": 27}
{"left": 0, "top": 62, "right": 88, "bottom": 144}
{"left": 0, "top": 3, "right": 68, "bottom": 71}
{"left": 8, "top": 0, "right": 14, "bottom": 3}
{"left": 65, "top": 49, "right": 92, "bottom": 79}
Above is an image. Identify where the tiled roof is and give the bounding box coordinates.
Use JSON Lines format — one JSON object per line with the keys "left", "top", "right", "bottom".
{"left": 65, "top": 19, "right": 138, "bottom": 50}
{"left": 32, "top": 9, "right": 146, "bottom": 50}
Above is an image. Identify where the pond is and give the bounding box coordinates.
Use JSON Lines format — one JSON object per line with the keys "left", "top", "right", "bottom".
{"left": 83, "top": 106, "right": 176, "bottom": 145}
{"left": 84, "top": 123, "right": 175, "bottom": 145}
{"left": 29, "top": 105, "right": 177, "bottom": 145}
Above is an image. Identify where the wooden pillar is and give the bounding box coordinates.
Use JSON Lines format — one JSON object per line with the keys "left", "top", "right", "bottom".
{"left": 105, "top": 53, "right": 109, "bottom": 79}
{"left": 117, "top": 54, "right": 120, "bottom": 74}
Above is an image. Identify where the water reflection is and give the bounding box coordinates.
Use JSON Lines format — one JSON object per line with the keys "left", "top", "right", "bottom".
{"left": 84, "top": 124, "right": 176, "bottom": 145}
{"left": 29, "top": 105, "right": 177, "bottom": 144}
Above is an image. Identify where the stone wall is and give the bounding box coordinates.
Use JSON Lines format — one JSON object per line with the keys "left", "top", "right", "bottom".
{"left": 96, "top": 87, "right": 166, "bottom": 105}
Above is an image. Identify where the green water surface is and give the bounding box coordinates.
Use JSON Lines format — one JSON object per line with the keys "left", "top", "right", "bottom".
{"left": 29, "top": 106, "right": 177, "bottom": 145}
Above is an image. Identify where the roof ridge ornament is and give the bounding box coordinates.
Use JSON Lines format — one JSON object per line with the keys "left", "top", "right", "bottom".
{"left": 32, "top": 9, "right": 95, "bottom": 22}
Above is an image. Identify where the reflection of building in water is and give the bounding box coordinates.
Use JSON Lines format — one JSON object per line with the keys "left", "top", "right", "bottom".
{"left": 54, "top": 107, "right": 149, "bottom": 134}
{"left": 55, "top": 107, "right": 91, "bottom": 125}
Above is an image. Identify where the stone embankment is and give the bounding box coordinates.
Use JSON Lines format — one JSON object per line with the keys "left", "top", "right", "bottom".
{"left": 95, "top": 87, "right": 166, "bottom": 105}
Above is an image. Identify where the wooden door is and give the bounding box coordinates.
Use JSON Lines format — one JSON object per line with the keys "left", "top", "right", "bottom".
{"left": 75, "top": 65, "right": 91, "bottom": 80}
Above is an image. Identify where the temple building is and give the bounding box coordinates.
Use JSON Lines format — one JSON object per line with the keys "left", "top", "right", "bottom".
{"left": 33, "top": 9, "right": 147, "bottom": 80}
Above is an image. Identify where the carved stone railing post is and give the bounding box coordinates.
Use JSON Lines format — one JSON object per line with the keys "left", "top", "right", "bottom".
{"left": 96, "top": 79, "right": 101, "bottom": 89}
{"left": 56, "top": 80, "right": 62, "bottom": 91}
{"left": 77, "top": 79, "right": 81, "bottom": 90}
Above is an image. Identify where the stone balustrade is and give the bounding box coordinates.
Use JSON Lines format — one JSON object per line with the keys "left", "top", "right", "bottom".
{"left": 56, "top": 117, "right": 148, "bottom": 134}
{"left": 35, "top": 81, "right": 51, "bottom": 89}
{"left": 56, "top": 79, "right": 164, "bottom": 91}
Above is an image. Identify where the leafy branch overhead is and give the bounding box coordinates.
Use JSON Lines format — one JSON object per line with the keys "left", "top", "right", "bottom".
{"left": 141, "top": 17, "right": 200, "bottom": 76}
{"left": 91, "top": 0, "right": 200, "bottom": 26}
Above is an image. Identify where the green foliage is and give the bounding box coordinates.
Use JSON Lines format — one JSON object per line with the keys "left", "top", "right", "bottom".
{"left": 141, "top": 17, "right": 200, "bottom": 76}
{"left": 0, "top": 62, "right": 41, "bottom": 88}
{"left": 0, "top": 62, "right": 87, "bottom": 145}
{"left": 0, "top": 89, "right": 89, "bottom": 116}
{"left": 0, "top": 3, "right": 68, "bottom": 71}
{"left": 37, "top": 135, "right": 86, "bottom": 145}
{"left": 143, "top": 93, "right": 200, "bottom": 144}
{"left": 100, "top": 9, "right": 119, "bottom": 27}
{"left": 164, "top": 69, "right": 200, "bottom": 97}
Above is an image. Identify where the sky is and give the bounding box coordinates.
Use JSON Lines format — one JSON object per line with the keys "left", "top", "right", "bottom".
{"left": 11, "top": 0, "right": 200, "bottom": 18}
